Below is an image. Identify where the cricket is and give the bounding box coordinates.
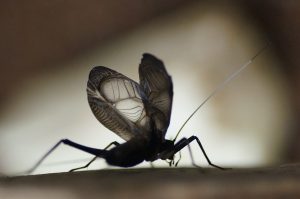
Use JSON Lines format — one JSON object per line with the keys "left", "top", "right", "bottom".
{"left": 26, "top": 44, "right": 268, "bottom": 174}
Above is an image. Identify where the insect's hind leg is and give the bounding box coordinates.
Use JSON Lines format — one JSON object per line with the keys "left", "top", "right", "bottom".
{"left": 69, "top": 141, "right": 120, "bottom": 172}
{"left": 174, "top": 136, "right": 225, "bottom": 170}
{"left": 26, "top": 139, "right": 108, "bottom": 174}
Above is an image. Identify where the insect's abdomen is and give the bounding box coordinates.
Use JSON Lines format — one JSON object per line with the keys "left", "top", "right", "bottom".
{"left": 105, "top": 138, "right": 148, "bottom": 167}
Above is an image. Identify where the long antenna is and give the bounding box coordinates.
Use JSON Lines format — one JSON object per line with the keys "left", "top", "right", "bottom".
{"left": 173, "top": 43, "right": 270, "bottom": 142}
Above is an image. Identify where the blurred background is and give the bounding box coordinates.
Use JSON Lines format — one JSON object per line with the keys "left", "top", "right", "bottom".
{"left": 0, "top": 0, "right": 299, "bottom": 175}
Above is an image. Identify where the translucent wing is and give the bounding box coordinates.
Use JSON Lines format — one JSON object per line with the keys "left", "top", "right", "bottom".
{"left": 139, "top": 53, "right": 173, "bottom": 136}
{"left": 87, "top": 66, "right": 151, "bottom": 141}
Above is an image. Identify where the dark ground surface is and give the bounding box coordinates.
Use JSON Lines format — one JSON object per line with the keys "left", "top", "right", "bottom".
{"left": 0, "top": 164, "right": 300, "bottom": 199}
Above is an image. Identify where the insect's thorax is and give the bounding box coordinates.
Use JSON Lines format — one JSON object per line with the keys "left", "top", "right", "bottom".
{"left": 144, "top": 128, "right": 175, "bottom": 161}
{"left": 104, "top": 128, "right": 174, "bottom": 167}
{"left": 156, "top": 139, "right": 175, "bottom": 161}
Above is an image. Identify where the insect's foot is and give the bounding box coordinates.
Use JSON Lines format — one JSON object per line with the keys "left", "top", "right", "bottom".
{"left": 210, "top": 163, "right": 228, "bottom": 170}
{"left": 69, "top": 167, "right": 83, "bottom": 172}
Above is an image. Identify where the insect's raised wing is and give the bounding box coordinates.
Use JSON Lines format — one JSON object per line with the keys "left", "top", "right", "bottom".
{"left": 87, "top": 66, "right": 151, "bottom": 141}
{"left": 139, "top": 53, "right": 173, "bottom": 136}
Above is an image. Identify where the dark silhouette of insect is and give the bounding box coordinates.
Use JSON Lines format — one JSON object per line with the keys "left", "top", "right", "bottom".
{"left": 27, "top": 45, "right": 268, "bottom": 174}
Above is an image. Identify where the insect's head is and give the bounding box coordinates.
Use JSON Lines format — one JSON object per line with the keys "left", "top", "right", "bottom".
{"left": 163, "top": 140, "right": 184, "bottom": 166}
{"left": 158, "top": 139, "right": 175, "bottom": 160}
{"left": 159, "top": 139, "right": 183, "bottom": 166}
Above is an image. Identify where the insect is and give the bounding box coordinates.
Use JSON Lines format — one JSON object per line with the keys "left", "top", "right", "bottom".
{"left": 27, "top": 45, "right": 268, "bottom": 174}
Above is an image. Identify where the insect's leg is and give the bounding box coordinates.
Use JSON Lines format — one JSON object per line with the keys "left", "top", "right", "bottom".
{"left": 173, "top": 138, "right": 186, "bottom": 167}
{"left": 69, "top": 141, "right": 120, "bottom": 172}
{"left": 174, "top": 136, "right": 225, "bottom": 170}
{"left": 192, "top": 136, "right": 226, "bottom": 170}
{"left": 174, "top": 150, "right": 182, "bottom": 167}
{"left": 165, "top": 160, "right": 172, "bottom": 167}
{"left": 26, "top": 139, "right": 107, "bottom": 174}
{"left": 69, "top": 156, "right": 98, "bottom": 172}
{"left": 186, "top": 142, "right": 198, "bottom": 168}
{"left": 103, "top": 141, "right": 120, "bottom": 150}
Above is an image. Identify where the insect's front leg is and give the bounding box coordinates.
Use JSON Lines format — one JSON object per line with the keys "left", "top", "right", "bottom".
{"left": 69, "top": 141, "right": 120, "bottom": 172}
{"left": 173, "top": 136, "right": 226, "bottom": 170}
{"left": 174, "top": 151, "right": 182, "bottom": 167}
